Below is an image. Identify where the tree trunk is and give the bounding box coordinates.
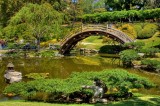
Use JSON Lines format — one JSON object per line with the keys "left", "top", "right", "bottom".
{"left": 36, "top": 34, "right": 41, "bottom": 52}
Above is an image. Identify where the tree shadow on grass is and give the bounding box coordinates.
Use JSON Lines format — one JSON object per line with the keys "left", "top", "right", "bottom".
{"left": 94, "top": 96, "right": 160, "bottom": 106}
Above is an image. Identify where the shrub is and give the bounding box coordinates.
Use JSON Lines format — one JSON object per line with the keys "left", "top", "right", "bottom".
{"left": 137, "top": 24, "right": 158, "bottom": 39}
{"left": 3, "top": 69, "right": 155, "bottom": 102}
{"left": 141, "top": 59, "right": 160, "bottom": 71}
{"left": 82, "top": 8, "right": 160, "bottom": 23}
{"left": 7, "top": 43, "right": 19, "bottom": 49}
{"left": 133, "top": 24, "right": 143, "bottom": 38}
{"left": 40, "top": 39, "right": 57, "bottom": 48}
{"left": 118, "top": 24, "right": 137, "bottom": 39}
{"left": 120, "top": 50, "right": 140, "bottom": 67}
{"left": 25, "top": 73, "right": 49, "bottom": 80}
{"left": 99, "top": 45, "right": 123, "bottom": 54}
{"left": 38, "top": 50, "right": 55, "bottom": 57}
{"left": 140, "top": 48, "right": 160, "bottom": 57}
{"left": 123, "top": 42, "right": 145, "bottom": 51}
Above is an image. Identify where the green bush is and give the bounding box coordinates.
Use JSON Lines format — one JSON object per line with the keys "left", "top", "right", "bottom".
{"left": 141, "top": 59, "right": 160, "bottom": 71}
{"left": 38, "top": 50, "right": 55, "bottom": 57}
{"left": 25, "top": 73, "right": 49, "bottom": 80}
{"left": 3, "top": 69, "right": 155, "bottom": 102}
{"left": 140, "top": 48, "right": 160, "bottom": 57}
{"left": 82, "top": 8, "right": 160, "bottom": 23}
{"left": 7, "top": 43, "right": 19, "bottom": 49}
{"left": 118, "top": 24, "right": 137, "bottom": 39}
{"left": 137, "top": 24, "right": 158, "bottom": 39}
{"left": 99, "top": 45, "right": 123, "bottom": 54}
{"left": 133, "top": 24, "right": 143, "bottom": 38}
{"left": 123, "top": 42, "right": 145, "bottom": 51}
{"left": 120, "top": 50, "right": 140, "bottom": 67}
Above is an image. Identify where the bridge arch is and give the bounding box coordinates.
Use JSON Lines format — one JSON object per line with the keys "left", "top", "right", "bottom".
{"left": 59, "top": 25, "right": 134, "bottom": 55}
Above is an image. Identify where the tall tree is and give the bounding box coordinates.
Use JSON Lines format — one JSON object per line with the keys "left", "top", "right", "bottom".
{"left": 3, "top": 3, "right": 64, "bottom": 51}
{"left": 145, "top": 0, "right": 160, "bottom": 8}
{"left": 0, "top": 0, "right": 63, "bottom": 27}
{"left": 104, "top": 0, "right": 158, "bottom": 11}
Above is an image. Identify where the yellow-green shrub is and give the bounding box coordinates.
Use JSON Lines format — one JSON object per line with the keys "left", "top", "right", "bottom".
{"left": 40, "top": 39, "right": 57, "bottom": 48}
{"left": 133, "top": 24, "right": 143, "bottom": 38}
{"left": 137, "top": 24, "right": 158, "bottom": 39}
{"left": 118, "top": 24, "right": 137, "bottom": 40}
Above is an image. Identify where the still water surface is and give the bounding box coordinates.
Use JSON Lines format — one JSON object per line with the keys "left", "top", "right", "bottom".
{"left": 0, "top": 55, "right": 160, "bottom": 100}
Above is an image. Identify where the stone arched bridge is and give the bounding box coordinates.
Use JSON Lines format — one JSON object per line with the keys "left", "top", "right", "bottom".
{"left": 59, "top": 24, "right": 134, "bottom": 55}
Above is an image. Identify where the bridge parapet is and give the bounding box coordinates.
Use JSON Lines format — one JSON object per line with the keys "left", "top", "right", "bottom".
{"left": 60, "top": 25, "right": 82, "bottom": 46}
{"left": 81, "top": 24, "right": 133, "bottom": 42}
{"left": 82, "top": 24, "right": 107, "bottom": 31}
{"left": 59, "top": 24, "right": 134, "bottom": 54}
{"left": 106, "top": 28, "right": 133, "bottom": 43}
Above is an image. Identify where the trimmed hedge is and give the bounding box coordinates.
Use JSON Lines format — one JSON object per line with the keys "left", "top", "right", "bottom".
{"left": 82, "top": 8, "right": 160, "bottom": 23}
{"left": 99, "top": 45, "right": 123, "bottom": 54}
{"left": 118, "top": 24, "right": 137, "bottom": 39}
{"left": 137, "top": 24, "right": 158, "bottom": 39}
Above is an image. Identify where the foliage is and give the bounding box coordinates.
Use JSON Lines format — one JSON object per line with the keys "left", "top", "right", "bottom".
{"left": 118, "top": 24, "right": 137, "bottom": 39}
{"left": 120, "top": 50, "right": 140, "bottom": 67}
{"left": 25, "top": 73, "right": 49, "bottom": 80}
{"left": 136, "top": 32, "right": 160, "bottom": 48}
{"left": 104, "top": 0, "right": 159, "bottom": 11}
{"left": 3, "top": 82, "right": 26, "bottom": 96}
{"left": 3, "top": 69, "right": 155, "bottom": 102}
{"left": 141, "top": 59, "right": 160, "bottom": 71}
{"left": 99, "top": 45, "right": 123, "bottom": 54}
{"left": 140, "top": 48, "right": 160, "bottom": 57}
{"left": 2, "top": 3, "right": 64, "bottom": 51}
{"left": 0, "top": 0, "right": 65, "bottom": 27}
{"left": 137, "top": 24, "right": 158, "bottom": 39}
{"left": 123, "top": 42, "right": 145, "bottom": 51}
{"left": 133, "top": 24, "right": 143, "bottom": 38}
{"left": 82, "top": 8, "right": 160, "bottom": 23}
{"left": 37, "top": 50, "right": 55, "bottom": 57}
{"left": 40, "top": 39, "right": 57, "bottom": 48}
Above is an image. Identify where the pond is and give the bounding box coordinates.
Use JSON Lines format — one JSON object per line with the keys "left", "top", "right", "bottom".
{"left": 0, "top": 55, "right": 160, "bottom": 100}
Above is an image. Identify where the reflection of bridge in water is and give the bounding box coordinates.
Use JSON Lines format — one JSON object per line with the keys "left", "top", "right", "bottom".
{"left": 59, "top": 24, "right": 134, "bottom": 55}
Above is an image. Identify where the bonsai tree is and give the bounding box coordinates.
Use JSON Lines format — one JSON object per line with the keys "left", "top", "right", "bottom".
{"left": 120, "top": 49, "right": 140, "bottom": 67}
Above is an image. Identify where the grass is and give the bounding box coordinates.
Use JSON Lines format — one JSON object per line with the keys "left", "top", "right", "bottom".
{"left": 0, "top": 101, "right": 92, "bottom": 106}
{"left": 0, "top": 94, "right": 160, "bottom": 106}
{"left": 78, "top": 36, "right": 106, "bottom": 50}
{"left": 78, "top": 29, "right": 160, "bottom": 50}
{"left": 108, "top": 96, "right": 160, "bottom": 106}
{"left": 137, "top": 32, "right": 160, "bottom": 48}
{"left": 0, "top": 50, "right": 8, "bottom": 53}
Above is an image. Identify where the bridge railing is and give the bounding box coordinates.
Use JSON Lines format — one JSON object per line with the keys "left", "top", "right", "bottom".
{"left": 82, "top": 24, "right": 107, "bottom": 31}
{"left": 106, "top": 28, "right": 133, "bottom": 42}
{"left": 82, "top": 24, "right": 133, "bottom": 42}
{"left": 60, "top": 24, "right": 133, "bottom": 46}
{"left": 60, "top": 24, "right": 107, "bottom": 45}
{"left": 60, "top": 25, "right": 82, "bottom": 46}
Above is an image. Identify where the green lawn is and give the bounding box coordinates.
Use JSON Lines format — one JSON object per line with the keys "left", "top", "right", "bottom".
{"left": 137, "top": 32, "right": 160, "bottom": 48}
{"left": 0, "top": 94, "right": 160, "bottom": 106}
{"left": 0, "top": 101, "right": 92, "bottom": 106}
